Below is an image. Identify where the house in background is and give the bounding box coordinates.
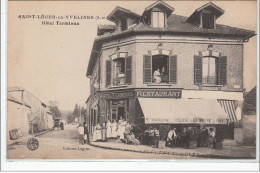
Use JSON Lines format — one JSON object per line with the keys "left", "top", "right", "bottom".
{"left": 86, "top": 1, "right": 255, "bottom": 142}
{"left": 7, "top": 93, "right": 31, "bottom": 144}
{"left": 7, "top": 87, "right": 53, "bottom": 142}
{"left": 242, "top": 86, "right": 257, "bottom": 146}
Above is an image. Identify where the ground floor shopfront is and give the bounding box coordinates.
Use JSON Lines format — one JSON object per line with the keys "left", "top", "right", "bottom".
{"left": 87, "top": 88, "right": 242, "bottom": 139}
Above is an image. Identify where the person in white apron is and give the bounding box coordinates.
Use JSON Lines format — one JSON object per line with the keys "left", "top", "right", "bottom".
{"left": 120, "top": 120, "right": 127, "bottom": 141}
{"left": 92, "top": 124, "right": 97, "bottom": 142}
{"left": 111, "top": 120, "right": 118, "bottom": 138}
{"left": 96, "top": 123, "right": 102, "bottom": 141}
{"left": 106, "top": 120, "right": 112, "bottom": 139}
{"left": 117, "top": 117, "right": 123, "bottom": 138}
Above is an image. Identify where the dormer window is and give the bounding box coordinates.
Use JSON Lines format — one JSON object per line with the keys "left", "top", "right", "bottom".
{"left": 187, "top": 2, "right": 224, "bottom": 30}
{"left": 202, "top": 12, "right": 215, "bottom": 29}
{"left": 152, "top": 11, "right": 165, "bottom": 28}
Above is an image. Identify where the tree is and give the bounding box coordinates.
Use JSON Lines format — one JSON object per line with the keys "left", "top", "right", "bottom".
{"left": 48, "top": 101, "right": 62, "bottom": 119}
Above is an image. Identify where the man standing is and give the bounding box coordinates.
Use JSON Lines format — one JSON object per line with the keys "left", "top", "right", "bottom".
{"left": 83, "top": 122, "right": 90, "bottom": 144}
{"left": 167, "top": 127, "right": 177, "bottom": 148}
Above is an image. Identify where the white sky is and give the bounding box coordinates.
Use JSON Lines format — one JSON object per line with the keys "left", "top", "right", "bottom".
{"left": 8, "top": 1, "right": 257, "bottom": 111}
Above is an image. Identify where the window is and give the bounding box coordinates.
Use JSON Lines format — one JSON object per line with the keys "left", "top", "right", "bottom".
{"left": 202, "top": 57, "right": 216, "bottom": 84}
{"left": 202, "top": 12, "right": 215, "bottom": 29}
{"left": 121, "top": 19, "right": 127, "bottom": 31}
{"left": 113, "top": 58, "right": 125, "bottom": 85}
{"left": 152, "top": 12, "right": 165, "bottom": 28}
{"left": 106, "top": 54, "right": 132, "bottom": 87}
{"left": 152, "top": 55, "right": 169, "bottom": 83}
{"left": 144, "top": 54, "right": 177, "bottom": 84}
{"left": 194, "top": 54, "right": 227, "bottom": 85}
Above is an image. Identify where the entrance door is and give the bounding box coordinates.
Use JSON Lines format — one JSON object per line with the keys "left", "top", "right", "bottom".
{"left": 111, "top": 107, "right": 117, "bottom": 122}
{"left": 118, "top": 107, "right": 125, "bottom": 121}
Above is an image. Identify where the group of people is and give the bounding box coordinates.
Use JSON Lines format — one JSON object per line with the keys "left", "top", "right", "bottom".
{"left": 166, "top": 127, "right": 217, "bottom": 148}
{"left": 92, "top": 117, "right": 140, "bottom": 145}
{"left": 78, "top": 121, "right": 218, "bottom": 149}
{"left": 78, "top": 122, "right": 90, "bottom": 145}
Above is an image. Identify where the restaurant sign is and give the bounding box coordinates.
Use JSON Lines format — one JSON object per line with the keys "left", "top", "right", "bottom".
{"left": 136, "top": 89, "right": 182, "bottom": 98}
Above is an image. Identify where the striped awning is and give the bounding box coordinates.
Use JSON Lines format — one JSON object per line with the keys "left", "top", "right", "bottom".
{"left": 217, "top": 100, "right": 238, "bottom": 122}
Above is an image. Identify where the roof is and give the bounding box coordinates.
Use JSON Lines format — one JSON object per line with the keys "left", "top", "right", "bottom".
{"left": 7, "top": 93, "right": 31, "bottom": 108}
{"left": 107, "top": 6, "right": 141, "bottom": 22}
{"left": 97, "top": 25, "right": 116, "bottom": 36}
{"left": 188, "top": 2, "right": 224, "bottom": 22}
{"left": 8, "top": 87, "right": 25, "bottom": 92}
{"left": 142, "top": 0, "right": 174, "bottom": 17}
{"left": 86, "top": 4, "right": 256, "bottom": 76}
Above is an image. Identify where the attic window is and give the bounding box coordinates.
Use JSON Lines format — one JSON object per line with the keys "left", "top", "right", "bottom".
{"left": 202, "top": 12, "right": 215, "bottom": 29}
{"left": 152, "top": 11, "right": 165, "bottom": 28}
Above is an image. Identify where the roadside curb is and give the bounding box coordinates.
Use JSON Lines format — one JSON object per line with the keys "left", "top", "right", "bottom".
{"left": 89, "top": 143, "right": 255, "bottom": 159}
{"left": 8, "top": 129, "right": 53, "bottom": 146}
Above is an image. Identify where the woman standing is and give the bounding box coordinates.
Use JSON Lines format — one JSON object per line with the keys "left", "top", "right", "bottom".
{"left": 95, "top": 123, "right": 102, "bottom": 142}
{"left": 106, "top": 120, "right": 112, "bottom": 139}
{"left": 92, "top": 124, "right": 97, "bottom": 142}
{"left": 120, "top": 120, "right": 127, "bottom": 141}
{"left": 101, "top": 123, "right": 107, "bottom": 142}
{"left": 111, "top": 120, "right": 118, "bottom": 138}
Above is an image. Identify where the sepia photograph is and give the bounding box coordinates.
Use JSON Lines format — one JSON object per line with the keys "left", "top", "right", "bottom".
{"left": 2, "top": 0, "right": 258, "bottom": 169}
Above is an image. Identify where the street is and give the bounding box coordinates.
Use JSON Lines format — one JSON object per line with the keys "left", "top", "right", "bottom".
{"left": 7, "top": 124, "right": 198, "bottom": 159}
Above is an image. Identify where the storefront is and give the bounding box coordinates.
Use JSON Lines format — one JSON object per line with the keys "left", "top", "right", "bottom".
{"left": 88, "top": 88, "right": 236, "bottom": 139}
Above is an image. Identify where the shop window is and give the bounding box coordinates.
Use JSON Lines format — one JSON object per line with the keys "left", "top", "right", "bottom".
{"left": 152, "top": 11, "right": 165, "bottom": 28}
{"left": 152, "top": 55, "right": 169, "bottom": 83}
{"left": 202, "top": 12, "right": 215, "bottom": 29}
{"left": 113, "top": 58, "right": 125, "bottom": 86}
{"left": 202, "top": 57, "right": 216, "bottom": 84}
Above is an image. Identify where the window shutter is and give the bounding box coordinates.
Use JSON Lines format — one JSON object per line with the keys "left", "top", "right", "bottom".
{"left": 194, "top": 55, "right": 203, "bottom": 84}
{"left": 143, "top": 55, "right": 152, "bottom": 83}
{"left": 218, "top": 56, "right": 227, "bottom": 85}
{"left": 125, "top": 56, "right": 132, "bottom": 84}
{"left": 169, "top": 55, "right": 177, "bottom": 84}
{"left": 106, "top": 60, "right": 112, "bottom": 86}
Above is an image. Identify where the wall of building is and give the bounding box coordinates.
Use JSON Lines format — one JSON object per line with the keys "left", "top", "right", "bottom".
{"left": 100, "top": 36, "right": 137, "bottom": 91}
{"left": 135, "top": 37, "right": 243, "bottom": 91}
{"left": 46, "top": 113, "right": 54, "bottom": 129}
{"left": 7, "top": 101, "right": 31, "bottom": 138}
{"left": 99, "top": 35, "right": 243, "bottom": 93}
{"left": 242, "top": 115, "right": 256, "bottom": 146}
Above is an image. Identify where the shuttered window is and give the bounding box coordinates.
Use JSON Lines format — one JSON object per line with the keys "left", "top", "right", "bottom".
{"left": 194, "top": 55, "right": 203, "bottom": 84}
{"left": 194, "top": 55, "right": 227, "bottom": 86}
{"left": 218, "top": 56, "right": 227, "bottom": 85}
{"left": 106, "top": 60, "right": 112, "bottom": 86}
{"left": 125, "top": 56, "right": 132, "bottom": 84}
{"left": 143, "top": 55, "right": 152, "bottom": 83}
{"left": 169, "top": 55, "right": 177, "bottom": 84}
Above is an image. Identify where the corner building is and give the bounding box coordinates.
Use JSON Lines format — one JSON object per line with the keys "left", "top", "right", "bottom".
{"left": 86, "top": 1, "right": 255, "bottom": 139}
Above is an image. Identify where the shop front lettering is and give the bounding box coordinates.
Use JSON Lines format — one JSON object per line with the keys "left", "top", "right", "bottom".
{"left": 136, "top": 91, "right": 181, "bottom": 98}
{"left": 100, "top": 92, "right": 134, "bottom": 99}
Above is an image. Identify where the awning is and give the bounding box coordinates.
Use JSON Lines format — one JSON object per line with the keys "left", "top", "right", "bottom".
{"left": 217, "top": 100, "right": 238, "bottom": 122}
{"left": 138, "top": 98, "right": 229, "bottom": 124}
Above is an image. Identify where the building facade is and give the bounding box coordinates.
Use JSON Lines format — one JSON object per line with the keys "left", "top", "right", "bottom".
{"left": 8, "top": 87, "right": 53, "bottom": 138}
{"left": 86, "top": 1, "right": 255, "bottom": 137}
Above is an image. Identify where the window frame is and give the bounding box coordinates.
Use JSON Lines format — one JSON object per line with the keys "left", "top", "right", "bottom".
{"left": 201, "top": 11, "right": 215, "bottom": 29}
{"left": 151, "top": 54, "right": 169, "bottom": 84}
{"left": 152, "top": 11, "right": 165, "bottom": 28}
{"left": 202, "top": 56, "right": 217, "bottom": 85}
